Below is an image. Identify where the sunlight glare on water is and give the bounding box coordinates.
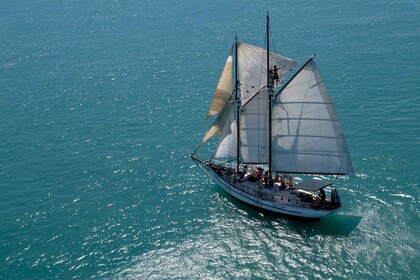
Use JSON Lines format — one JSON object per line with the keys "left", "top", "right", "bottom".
{"left": 0, "top": 0, "right": 419, "bottom": 279}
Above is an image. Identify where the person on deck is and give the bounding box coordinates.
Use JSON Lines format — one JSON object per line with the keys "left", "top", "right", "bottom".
{"left": 274, "top": 172, "right": 280, "bottom": 183}
{"left": 319, "top": 188, "right": 326, "bottom": 201}
{"left": 272, "top": 65, "right": 280, "bottom": 87}
{"left": 278, "top": 176, "right": 286, "bottom": 190}
{"left": 253, "top": 168, "right": 260, "bottom": 178}
{"left": 237, "top": 168, "right": 247, "bottom": 182}
{"left": 288, "top": 176, "right": 294, "bottom": 188}
{"left": 262, "top": 171, "right": 269, "bottom": 186}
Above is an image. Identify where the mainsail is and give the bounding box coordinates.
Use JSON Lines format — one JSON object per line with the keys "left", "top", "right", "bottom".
{"left": 239, "top": 89, "right": 269, "bottom": 164}
{"left": 237, "top": 43, "right": 297, "bottom": 104}
{"left": 199, "top": 43, "right": 297, "bottom": 162}
{"left": 272, "top": 58, "right": 354, "bottom": 175}
{"left": 196, "top": 44, "right": 353, "bottom": 176}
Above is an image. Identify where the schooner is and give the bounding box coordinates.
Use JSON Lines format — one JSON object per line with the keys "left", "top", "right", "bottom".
{"left": 191, "top": 15, "right": 354, "bottom": 218}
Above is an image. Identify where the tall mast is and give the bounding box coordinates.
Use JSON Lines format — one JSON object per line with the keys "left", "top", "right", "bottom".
{"left": 235, "top": 35, "right": 240, "bottom": 172}
{"left": 266, "top": 13, "right": 273, "bottom": 180}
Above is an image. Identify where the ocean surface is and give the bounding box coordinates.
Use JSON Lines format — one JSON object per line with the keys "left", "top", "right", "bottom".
{"left": 1, "top": 0, "right": 419, "bottom": 279}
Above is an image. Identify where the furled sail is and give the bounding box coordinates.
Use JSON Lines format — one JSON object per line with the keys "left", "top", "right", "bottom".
{"left": 272, "top": 59, "right": 354, "bottom": 175}
{"left": 207, "top": 52, "right": 233, "bottom": 118}
{"left": 239, "top": 89, "right": 269, "bottom": 164}
{"left": 237, "top": 43, "right": 297, "bottom": 104}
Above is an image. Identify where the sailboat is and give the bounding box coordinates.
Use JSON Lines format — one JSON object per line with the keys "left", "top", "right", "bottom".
{"left": 191, "top": 15, "right": 354, "bottom": 218}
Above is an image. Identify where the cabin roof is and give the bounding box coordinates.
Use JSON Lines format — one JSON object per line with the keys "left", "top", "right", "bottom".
{"left": 296, "top": 179, "right": 333, "bottom": 192}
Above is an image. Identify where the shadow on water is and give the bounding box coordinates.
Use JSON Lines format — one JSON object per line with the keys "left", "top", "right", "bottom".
{"left": 216, "top": 187, "right": 362, "bottom": 237}
{"left": 286, "top": 214, "right": 363, "bottom": 237}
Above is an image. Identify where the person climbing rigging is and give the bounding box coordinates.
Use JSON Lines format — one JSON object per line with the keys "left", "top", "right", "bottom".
{"left": 272, "top": 65, "right": 280, "bottom": 86}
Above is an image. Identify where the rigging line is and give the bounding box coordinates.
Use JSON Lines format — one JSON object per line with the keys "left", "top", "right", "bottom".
{"left": 235, "top": 35, "right": 240, "bottom": 171}
{"left": 192, "top": 112, "right": 212, "bottom": 156}
{"left": 268, "top": 20, "right": 286, "bottom": 83}
{"left": 316, "top": 69, "right": 324, "bottom": 173}
{"left": 252, "top": 25, "right": 268, "bottom": 165}
{"left": 274, "top": 55, "right": 316, "bottom": 99}
{"left": 267, "top": 13, "right": 273, "bottom": 179}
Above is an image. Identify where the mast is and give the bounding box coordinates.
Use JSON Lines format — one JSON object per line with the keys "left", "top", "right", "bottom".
{"left": 235, "top": 35, "right": 240, "bottom": 172}
{"left": 266, "top": 13, "right": 273, "bottom": 180}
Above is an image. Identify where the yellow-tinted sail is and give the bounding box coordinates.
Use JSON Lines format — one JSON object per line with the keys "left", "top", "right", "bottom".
{"left": 207, "top": 53, "right": 233, "bottom": 118}
{"left": 201, "top": 98, "right": 233, "bottom": 145}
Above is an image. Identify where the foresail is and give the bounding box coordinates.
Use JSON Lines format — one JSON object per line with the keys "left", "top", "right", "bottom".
{"left": 272, "top": 59, "right": 354, "bottom": 175}
{"left": 207, "top": 52, "right": 233, "bottom": 118}
{"left": 213, "top": 101, "right": 237, "bottom": 159}
{"left": 237, "top": 43, "right": 297, "bottom": 104}
{"left": 194, "top": 98, "right": 236, "bottom": 158}
{"left": 201, "top": 97, "right": 233, "bottom": 145}
{"left": 239, "top": 89, "right": 269, "bottom": 164}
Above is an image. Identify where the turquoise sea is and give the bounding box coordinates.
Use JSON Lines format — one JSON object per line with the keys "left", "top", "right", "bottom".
{"left": 1, "top": 0, "right": 419, "bottom": 279}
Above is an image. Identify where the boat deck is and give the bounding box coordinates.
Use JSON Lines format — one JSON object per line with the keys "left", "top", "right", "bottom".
{"left": 218, "top": 168, "right": 337, "bottom": 211}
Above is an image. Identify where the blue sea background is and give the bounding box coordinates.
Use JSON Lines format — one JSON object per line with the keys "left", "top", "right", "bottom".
{"left": 1, "top": 0, "right": 419, "bottom": 279}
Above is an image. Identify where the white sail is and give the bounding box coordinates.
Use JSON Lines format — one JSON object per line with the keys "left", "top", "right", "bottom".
{"left": 212, "top": 101, "right": 237, "bottom": 159}
{"left": 272, "top": 59, "right": 354, "bottom": 175}
{"left": 239, "top": 89, "right": 269, "bottom": 163}
{"left": 207, "top": 53, "right": 233, "bottom": 118}
{"left": 237, "top": 43, "right": 297, "bottom": 104}
{"left": 192, "top": 16, "right": 351, "bottom": 219}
